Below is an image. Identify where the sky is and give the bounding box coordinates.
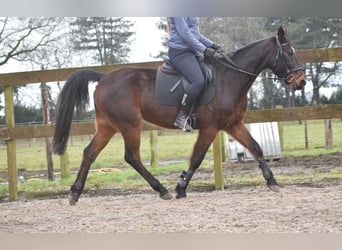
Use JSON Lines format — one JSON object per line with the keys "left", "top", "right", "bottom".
{"left": 128, "top": 17, "right": 165, "bottom": 62}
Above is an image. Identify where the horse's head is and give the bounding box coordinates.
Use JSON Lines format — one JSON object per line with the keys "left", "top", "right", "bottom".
{"left": 270, "top": 26, "right": 306, "bottom": 91}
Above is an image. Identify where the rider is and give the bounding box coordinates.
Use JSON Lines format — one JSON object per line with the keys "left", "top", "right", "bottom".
{"left": 167, "top": 17, "right": 223, "bottom": 132}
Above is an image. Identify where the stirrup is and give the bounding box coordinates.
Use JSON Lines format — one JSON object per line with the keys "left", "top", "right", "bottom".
{"left": 173, "top": 116, "right": 193, "bottom": 132}
{"left": 181, "top": 121, "right": 193, "bottom": 132}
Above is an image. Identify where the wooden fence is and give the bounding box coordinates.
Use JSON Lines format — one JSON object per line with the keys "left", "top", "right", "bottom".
{"left": 1, "top": 47, "right": 342, "bottom": 201}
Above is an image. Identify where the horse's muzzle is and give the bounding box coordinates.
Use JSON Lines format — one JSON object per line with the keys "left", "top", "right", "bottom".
{"left": 287, "top": 70, "right": 306, "bottom": 90}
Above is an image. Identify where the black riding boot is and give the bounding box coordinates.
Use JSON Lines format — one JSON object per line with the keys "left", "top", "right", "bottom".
{"left": 173, "top": 94, "right": 194, "bottom": 132}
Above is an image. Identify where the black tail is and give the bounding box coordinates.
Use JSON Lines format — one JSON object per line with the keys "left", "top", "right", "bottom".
{"left": 52, "top": 69, "right": 105, "bottom": 155}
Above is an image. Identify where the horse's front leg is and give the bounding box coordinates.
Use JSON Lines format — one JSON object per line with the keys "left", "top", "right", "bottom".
{"left": 227, "top": 122, "right": 280, "bottom": 192}
{"left": 175, "top": 128, "right": 218, "bottom": 199}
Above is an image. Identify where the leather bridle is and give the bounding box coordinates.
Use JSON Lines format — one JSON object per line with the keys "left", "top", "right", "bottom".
{"left": 214, "top": 35, "right": 304, "bottom": 89}
{"left": 272, "top": 35, "right": 304, "bottom": 89}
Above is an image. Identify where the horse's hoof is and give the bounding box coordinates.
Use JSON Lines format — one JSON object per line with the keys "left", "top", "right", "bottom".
{"left": 69, "top": 192, "right": 79, "bottom": 206}
{"left": 268, "top": 184, "right": 281, "bottom": 193}
{"left": 175, "top": 185, "right": 187, "bottom": 199}
{"left": 160, "top": 191, "right": 173, "bottom": 200}
{"left": 68, "top": 195, "right": 78, "bottom": 206}
{"left": 175, "top": 192, "right": 187, "bottom": 199}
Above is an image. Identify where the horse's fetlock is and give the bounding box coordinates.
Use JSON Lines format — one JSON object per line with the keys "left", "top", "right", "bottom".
{"left": 178, "top": 171, "right": 189, "bottom": 187}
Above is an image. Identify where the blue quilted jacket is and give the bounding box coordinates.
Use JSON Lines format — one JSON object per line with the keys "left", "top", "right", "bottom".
{"left": 168, "top": 17, "right": 214, "bottom": 53}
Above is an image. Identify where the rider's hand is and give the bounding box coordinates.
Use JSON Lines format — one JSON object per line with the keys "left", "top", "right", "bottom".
{"left": 203, "top": 47, "right": 216, "bottom": 59}
{"left": 211, "top": 44, "right": 222, "bottom": 51}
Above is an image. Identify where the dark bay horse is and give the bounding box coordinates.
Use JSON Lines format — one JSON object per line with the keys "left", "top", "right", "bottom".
{"left": 53, "top": 27, "right": 305, "bottom": 205}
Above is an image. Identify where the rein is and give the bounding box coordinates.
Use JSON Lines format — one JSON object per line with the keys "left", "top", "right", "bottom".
{"left": 215, "top": 52, "right": 282, "bottom": 81}
{"left": 215, "top": 51, "right": 258, "bottom": 77}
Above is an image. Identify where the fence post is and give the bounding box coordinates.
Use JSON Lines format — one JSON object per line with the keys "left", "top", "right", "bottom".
{"left": 325, "top": 119, "right": 333, "bottom": 149}
{"left": 40, "top": 82, "right": 54, "bottom": 181}
{"left": 213, "top": 132, "right": 224, "bottom": 190}
{"left": 60, "top": 150, "right": 70, "bottom": 179}
{"left": 149, "top": 130, "right": 158, "bottom": 168}
{"left": 275, "top": 105, "right": 284, "bottom": 151}
{"left": 304, "top": 120, "right": 309, "bottom": 149}
{"left": 4, "top": 85, "right": 18, "bottom": 201}
{"left": 220, "top": 132, "right": 226, "bottom": 162}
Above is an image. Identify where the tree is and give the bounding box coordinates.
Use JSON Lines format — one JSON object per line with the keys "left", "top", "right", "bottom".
{"left": 18, "top": 18, "right": 78, "bottom": 120}
{"left": 13, "top": 103, "right": 42, "bottom": 124}
{"left": 0, "top": 17, "right": 66, "bottom": 115}
{"left": 200, "top": 17, "right": 270, "bottom": 52}
{"left": 266, "top": 17, "right": 342, "bottom": 105}
{"left": 20, "top": 18, "right": 74, "bottom": 69}
{"left": 258, "top": 72, "right": 288, "bottom": 109}
{"left": 154, "top": 17, "right": 169, "bottom": 58}
{"left": 70, "top": 17, "right": 134, "bottom": 65}
{"left": 321, "top": 87, "right": 342, "bottom": 104}
{"left": 0, "top": 17, "right": 62, "bottom": 67}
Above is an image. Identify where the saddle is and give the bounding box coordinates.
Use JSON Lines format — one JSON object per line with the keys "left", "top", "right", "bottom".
{"left": 155, "top": 56, "right": 216, "bottom": 107}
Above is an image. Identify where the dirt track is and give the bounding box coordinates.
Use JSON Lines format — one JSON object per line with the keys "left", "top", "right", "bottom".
{"left": 0, "top": 185, "right": 341, "bottom": 233}
{"left": 0, "top": 153, "right": 342, "bottom": 233}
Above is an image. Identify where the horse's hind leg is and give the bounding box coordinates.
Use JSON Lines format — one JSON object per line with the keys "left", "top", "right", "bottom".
{"left": 226, "top": 122, "right": 280, "bottom": 192}
{"left": 69, "top": 125, "right": 116, "bottom": 205}
{"left": 121, "top": 127, "right": 173, "bottom": 200}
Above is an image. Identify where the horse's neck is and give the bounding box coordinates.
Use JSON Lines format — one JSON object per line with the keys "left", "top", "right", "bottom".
{"left": 217, "top": 37, "right": 275, "bottom": 102}
{"left": 230, "top": 37, "right": 273, "bottom": 75}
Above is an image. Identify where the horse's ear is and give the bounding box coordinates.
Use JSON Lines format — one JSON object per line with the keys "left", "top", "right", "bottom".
{"left": 277, "top": 26, "right": 287, "bottom": 42}
{"left": 277, "top": 26, "right": 286, "bottom": 38}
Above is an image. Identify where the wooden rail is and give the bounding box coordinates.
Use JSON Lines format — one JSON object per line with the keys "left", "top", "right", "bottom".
{"left": 0, "top": 61, "right": 162, "bottom": 87}
{"left": 296, "top": 47, "right": 342, "bottom": 63}
{"left": 1, "top": 47, "right": 342, "bottom": 201}
{"left": 0, "top": 121, "right": 161, "bottom": 140}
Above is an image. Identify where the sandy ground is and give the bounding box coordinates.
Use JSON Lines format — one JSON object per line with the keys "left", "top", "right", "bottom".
{"left": 1, "top": 153, "right": 342, "bottom": 233}
{"left": 0, "top": 185, "right": 341, "bottom": 233}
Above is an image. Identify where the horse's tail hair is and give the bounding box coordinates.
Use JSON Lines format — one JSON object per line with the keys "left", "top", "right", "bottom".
{"left": 52, "top": 69, "right": 105, "bottom": 155}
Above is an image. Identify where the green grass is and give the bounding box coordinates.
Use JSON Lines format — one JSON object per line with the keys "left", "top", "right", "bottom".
{"left": 281, "top": 119, "right": 342, "bottom": 156}
{"left": 222, "top": 170, "right": 342, "bottom": 186}
{"left": 0, "top": 131, "right": 199, "bottom": 172}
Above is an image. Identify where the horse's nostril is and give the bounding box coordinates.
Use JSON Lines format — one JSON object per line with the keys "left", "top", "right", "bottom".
{"left": 298, "top": 80, "right": 306, "bottom": 90}
{"left": 301, "top": 80, "right": 306, "bottom": 87}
